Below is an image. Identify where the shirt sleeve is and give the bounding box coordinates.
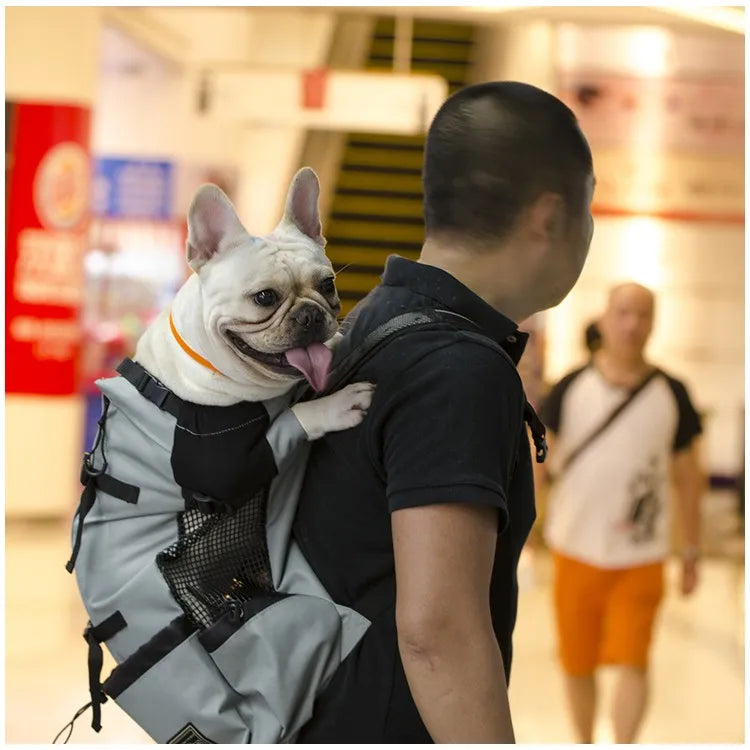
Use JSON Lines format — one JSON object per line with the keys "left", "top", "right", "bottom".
{"left": 370, "top": 340, "right": 525, "bottom": 533}
{"left": 664, "top": 374, "right": 703, "bottom": 452}
{"left": 538, "top": 367, "right": 586, "bottom": 435}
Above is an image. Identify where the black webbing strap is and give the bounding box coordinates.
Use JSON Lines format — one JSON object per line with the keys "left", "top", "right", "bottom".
{"left": 524, "top": 400, "right": 548, "bottom": 464}
{"left": 65, "top": 475, "right": 139, "bottom": 573}
{"left": 88, "top": 472, "right": 139, "bottom": 504}
{"left": 83, "top": 611, "right": 127, "bottom": 732}
{"left": 66, "top": 398, "right": 140, "bottom": 574}
{"left": 116, "top": 357, "right": 183, "bottom": 419}
{"left": 554, "top": 368, "right": 661, "bottom": 479}
{"left": 65, "top": 483, "right": 97, "bottom": 574}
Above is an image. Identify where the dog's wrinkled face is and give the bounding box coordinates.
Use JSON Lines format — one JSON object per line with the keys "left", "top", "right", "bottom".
{"left": 186, "top": 168, "right": 340, "bottom": 391}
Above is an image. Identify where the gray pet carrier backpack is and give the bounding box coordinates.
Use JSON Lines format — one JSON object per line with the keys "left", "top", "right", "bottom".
{"left": 61, "top": 310, "right": 547, "bottom": 744}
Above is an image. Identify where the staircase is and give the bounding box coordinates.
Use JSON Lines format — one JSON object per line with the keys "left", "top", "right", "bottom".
{"left": 325, "top": 18, "right": 476, "bottom": 316}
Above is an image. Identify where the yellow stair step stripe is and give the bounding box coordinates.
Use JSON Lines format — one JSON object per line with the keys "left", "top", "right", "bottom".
{"left": 342, "top": 147, "right": 424, "bottom": 170}
{"left": 374, "top": 18, "right": 474, "bottom": 42}
{"left": 337, "top": 171, "right": 424, "bottom": 192}
{"left": 348, "top": 133, "right": 426, "bottom": 149}
{"left": 369, "top": 38, "right": 473, "bottom": 62}
{"left": 331, "top": 194, "right": 423, "bottom": 218}
{"left": 326, "top": 220, "right": 424, "bottom": 243}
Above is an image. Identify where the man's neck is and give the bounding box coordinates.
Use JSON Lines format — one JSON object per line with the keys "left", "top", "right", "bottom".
{"left": 594, "top": 349, "right": 651, "bottom": 387}
{"left": 419, "top": 238, "right": 537, "bottom": 323}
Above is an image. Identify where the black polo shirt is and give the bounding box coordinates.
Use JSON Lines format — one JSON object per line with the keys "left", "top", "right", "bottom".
{"left": 294, "top": 256, "right": 537, "bottom": 743}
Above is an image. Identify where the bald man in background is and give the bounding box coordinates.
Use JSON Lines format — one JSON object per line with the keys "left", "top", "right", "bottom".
{"left": 536, "top": 283, "right": 705, "bottom": 743}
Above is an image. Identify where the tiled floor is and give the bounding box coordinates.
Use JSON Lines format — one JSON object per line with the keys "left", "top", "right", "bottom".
{"left": 5, "top": 491, "right": 745, "bottom": 744}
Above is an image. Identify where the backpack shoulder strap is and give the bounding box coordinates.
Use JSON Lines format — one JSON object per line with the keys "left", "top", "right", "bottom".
{"left": 317, "top": 309, "right": 548, "bottom": 463}
{"left": 322, "top": 309, "right": 516, "bottom": 393}
{"left": 320, "top": 310, "right": 444, "bottom": 395}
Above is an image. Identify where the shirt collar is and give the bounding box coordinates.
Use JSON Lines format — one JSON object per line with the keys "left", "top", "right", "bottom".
{"left": 381, "top": 255, "right": 529, "bottom": 364}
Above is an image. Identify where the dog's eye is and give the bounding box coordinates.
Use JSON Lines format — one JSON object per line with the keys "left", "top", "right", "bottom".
{"left": 253, "top": 289, "right": 279, "bottom": 307}
{"left": 319, "top": 277, "right": 336, "bottom": 296}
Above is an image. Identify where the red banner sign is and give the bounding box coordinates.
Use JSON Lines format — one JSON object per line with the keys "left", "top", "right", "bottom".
{"left": 5, "top": 102, "right": 91, "bottom": 395}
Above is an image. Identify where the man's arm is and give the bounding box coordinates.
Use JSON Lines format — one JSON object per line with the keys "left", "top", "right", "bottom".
{"left": 534, "top": 369, "right": 579, "bottom": 496}
{"left": 392, "top": 502, "right": 515, "bottom": 743}
{"left": 528, "top": 429, "right": 555, "bottom": 546}
{"left": 671, "top": 439, "right": 706, "bottom": 596}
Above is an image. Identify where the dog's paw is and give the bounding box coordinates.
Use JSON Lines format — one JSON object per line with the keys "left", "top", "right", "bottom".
{"left": 290, "top": 382, "right": 375, "bottom": 440}
{"left": 323, "top": 330, "right": 344, "bottom": 351}
{"left": 324, "top": 382, "right": 375, "bottom": 431}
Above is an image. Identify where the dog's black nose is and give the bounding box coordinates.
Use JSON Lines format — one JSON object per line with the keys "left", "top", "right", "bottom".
{"left": 292, "top": 305, "right": 325, "bottom": 329}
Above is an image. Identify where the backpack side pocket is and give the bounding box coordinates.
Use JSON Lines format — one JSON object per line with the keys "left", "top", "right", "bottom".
{"left": 199, "top": 593, "right": 346, "bottom": 743}
{"left": 103, "top": 616, "right": 251, "bottom": 743}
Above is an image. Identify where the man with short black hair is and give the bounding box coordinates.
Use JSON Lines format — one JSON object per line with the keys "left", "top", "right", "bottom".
{"left": 295, "top": 81, "right": 595, "bottom": 743}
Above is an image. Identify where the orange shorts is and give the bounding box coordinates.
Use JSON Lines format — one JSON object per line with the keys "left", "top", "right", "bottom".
{"left": 553, "top": 552, "right": 664, "bottom": 675}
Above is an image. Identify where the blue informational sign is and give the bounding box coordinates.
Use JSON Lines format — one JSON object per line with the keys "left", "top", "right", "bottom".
{"left": 92, "top": 157, "right": 174, "bottom": 220}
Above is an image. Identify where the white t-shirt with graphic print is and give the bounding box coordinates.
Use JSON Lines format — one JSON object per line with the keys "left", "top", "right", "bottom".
{"left": 539, "top": 366, "right": 702, "bottom": 569}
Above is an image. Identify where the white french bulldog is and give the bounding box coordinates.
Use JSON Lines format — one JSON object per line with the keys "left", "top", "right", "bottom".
{"left": 134, "top": 167, "right": 373, "bottom": 439}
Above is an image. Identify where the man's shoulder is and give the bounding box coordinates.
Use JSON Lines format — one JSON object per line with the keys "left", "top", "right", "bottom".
{"left": 651, "top": 368, "right": 702, "bottom": 439}
{"left": 545, "top": 364, "right": 591, "bottom": 401}
{"left": 553, "top": 364, "right": 590, "bottom": 389}
{"left": 637, "top": 367, "right": 696, "bottom": 414}
{"left": 653, "top": 367, "right": 691, "bottom": 396}
{"left": 538, "top": 364, "right": 591, "bottom": 433}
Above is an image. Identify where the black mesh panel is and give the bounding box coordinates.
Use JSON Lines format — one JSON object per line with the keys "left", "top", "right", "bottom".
{"left": 156, "top": 489, "right": 275, "bottom": 629}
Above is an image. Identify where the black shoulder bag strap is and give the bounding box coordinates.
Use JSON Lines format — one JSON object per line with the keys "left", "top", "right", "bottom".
{"left": 554, "top": 368, "right": 661, "bottom": 479}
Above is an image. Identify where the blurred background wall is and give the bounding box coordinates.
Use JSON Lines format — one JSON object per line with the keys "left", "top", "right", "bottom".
{"left": 6, "top": 6, "right": 744, "bottom": 520}
{"left": 4, "top": 6, "right": 745, "bottom": 743}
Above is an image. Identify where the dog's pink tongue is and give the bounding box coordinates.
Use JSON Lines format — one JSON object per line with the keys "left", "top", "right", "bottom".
{"left": 285, "top": 343, "right": 332, "bottom": 392}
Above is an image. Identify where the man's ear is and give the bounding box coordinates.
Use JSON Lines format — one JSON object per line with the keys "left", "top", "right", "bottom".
{"left": 186, "top": 184, "right": 248, "bottom": 271}
{"left": 525, "top": 192, "right": 567, "bottom": 244}
{"left": 277, "top": 167, "right": 326, "bottom": 246}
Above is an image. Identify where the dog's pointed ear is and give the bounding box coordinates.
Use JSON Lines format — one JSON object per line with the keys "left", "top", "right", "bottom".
{"left": 278, "top": 167, "right": 326, "bottom": 247}
{"left": 186, "top": 184, "right": 247, "bottom": 271}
